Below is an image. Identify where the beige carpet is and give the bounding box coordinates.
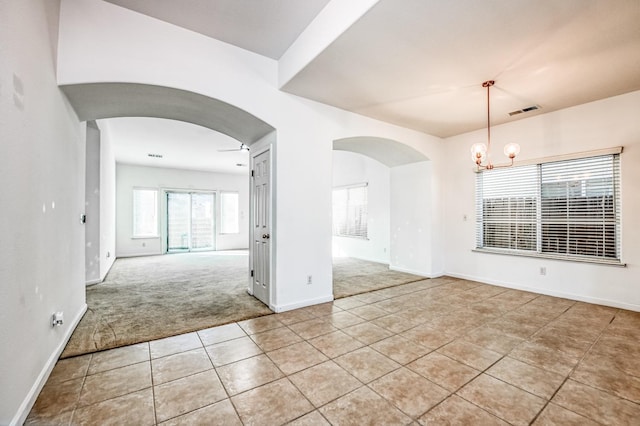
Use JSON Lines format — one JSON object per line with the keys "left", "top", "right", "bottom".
{"left": 62, "top": 251, "right": 271, "bottom": 358}
{"left": 332, "top": 257, "right": 426, "bottom": 299}
{"left": 62, "top": 253, "right": 426, "bottom": 358}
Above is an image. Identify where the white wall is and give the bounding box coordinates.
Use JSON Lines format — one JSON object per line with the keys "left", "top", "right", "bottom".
{"left": 443, "top": 91, "right": 640, "bottom": 311}
{"left": 390, "top": 162, "right": 438, "bottom": 277}
{"left": 0, "top": 1, "right": 87, "bottom": 424}
{"left": 57, "top": 0, "right": 445, "bottom": 312}
{"left": 116, "top": 164, "right": 250, "bottom": 257}
{"left": 85, "top": 122, "right": 101, "bottom": 283}
{"left": 332, "top": 151, "right": 390, "bottom": 264}
{"left": 99, "top": 121, "right": 116, "bottom": 280}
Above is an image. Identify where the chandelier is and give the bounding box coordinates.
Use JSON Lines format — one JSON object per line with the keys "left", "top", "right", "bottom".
{"left": 470, "top": 80, "right": 520, "bottom": 170}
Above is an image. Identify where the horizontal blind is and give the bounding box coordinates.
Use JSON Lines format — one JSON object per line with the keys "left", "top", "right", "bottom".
{"left": 476, "top": 165, "right": 538, "bottom": 251}
{"left": 333, "top": 184, "right": 368, "bottom": 239}
{"left": 540, "top": 155, "right": 620, "bottom": 260}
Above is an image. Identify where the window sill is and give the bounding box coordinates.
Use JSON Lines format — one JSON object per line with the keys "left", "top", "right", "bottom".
{"left": 472, "top": 248, "right": 626, "bottom": 267}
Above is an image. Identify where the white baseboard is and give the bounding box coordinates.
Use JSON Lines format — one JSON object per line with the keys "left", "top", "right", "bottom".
{"left": 12, "top": 303, "right": 87, "bottom": 426}
{"left": 388, "top": 264, "right": 441, "bottom": 278}
{"left": 85, "top": 278, "right": 101, "bottom": 286}
{"left": 446, "top": 272, "right": 640, "bottom": 313}
{"left": 270, "top": 294, "right": 334, "bottom": 313}
{"left": 116, "top": 251, "right": 162, "bottom": 258}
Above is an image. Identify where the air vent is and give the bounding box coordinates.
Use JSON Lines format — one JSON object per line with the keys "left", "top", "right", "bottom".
{"left": 509, "top": 105, "right": 541, "bottom": 116}
{"left": 147, "top": 153, "right": 163, "bottom": 158}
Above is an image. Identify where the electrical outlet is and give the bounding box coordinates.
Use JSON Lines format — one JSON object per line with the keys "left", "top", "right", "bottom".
{"left": 306, "top": 275, "right": 312, "bottom": 285}
{"left": 540, "top": 266, "right": 546, "bottom": 276}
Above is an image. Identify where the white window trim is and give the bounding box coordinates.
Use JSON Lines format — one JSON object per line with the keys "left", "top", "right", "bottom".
{"left": 332, "top": 182, "right": 369, "bottom": 240}
{"left": 474, "top": 148, "right": 625, "bottom": 266}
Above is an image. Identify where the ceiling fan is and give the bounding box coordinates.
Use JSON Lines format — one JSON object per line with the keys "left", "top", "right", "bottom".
{"left": 218, "top": 143, "right": 250, "bottom": 152}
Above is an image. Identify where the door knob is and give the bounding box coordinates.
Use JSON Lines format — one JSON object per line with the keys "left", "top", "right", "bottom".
{"left": 262, "top": 234, "right": 270, "bottom": 239}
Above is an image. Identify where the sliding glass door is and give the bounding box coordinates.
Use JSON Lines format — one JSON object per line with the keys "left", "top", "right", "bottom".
{"left": 167, "top": 192, "right": 215, "bottom": 252}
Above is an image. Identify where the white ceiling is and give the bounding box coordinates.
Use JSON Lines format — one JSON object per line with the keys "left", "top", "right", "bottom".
{"left": 96, "top": 0, "right": 640, "bottom": 171}
{"left": 100, "top": 117, "right": 250, "bottom": 175}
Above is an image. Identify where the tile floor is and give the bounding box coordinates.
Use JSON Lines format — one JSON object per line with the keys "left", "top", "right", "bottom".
{"left": 27, "top": 277, "right": 640, "bottom": 425}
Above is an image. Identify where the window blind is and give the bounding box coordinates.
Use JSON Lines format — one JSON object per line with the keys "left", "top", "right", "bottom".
{"left": 333, "top": 184, "right": 368, "bottom": 239}
{"left": 476, "top": 154, "right": 621, "bottom": 263}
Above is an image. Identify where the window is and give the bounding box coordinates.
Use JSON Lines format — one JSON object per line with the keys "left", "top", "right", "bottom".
{"left": 476, "top": 153, "right": 621, "bottom": 263}
{"left": 220, "top": 192, "right": 240, "bottom": 234}
{"left": 133, "top": 188, "right": 158, "bottom": 237}
{"left": 333, "top": 184, "right": 368, "bottom": 239}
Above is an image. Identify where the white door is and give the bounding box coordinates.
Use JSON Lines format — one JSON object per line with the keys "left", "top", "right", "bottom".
{"left": 252, "top": 149, "right": 270, "bottom": 306}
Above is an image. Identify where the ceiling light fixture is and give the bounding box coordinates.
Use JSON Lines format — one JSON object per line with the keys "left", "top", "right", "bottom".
{"left": 470, "top": 80, "right": 520, "bottom": 171}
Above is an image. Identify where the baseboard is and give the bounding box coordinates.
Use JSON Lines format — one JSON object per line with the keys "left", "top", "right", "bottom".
{"left": 85, "top": 278, "right": 101, "bottom": 286}
{"left": 270, "top": 294, "right": 334, "bottom": 313}
{"left": 388, "top": 264, "right": 437, "bottom": 278}
{"left": 116, "top": 251, "right": 162, "bottom": 258}
{"left": 12, "top": 303, "right": 88, "bottom": 426}
{"left": 446, "top": 272, "right": 640, "bottom": 313}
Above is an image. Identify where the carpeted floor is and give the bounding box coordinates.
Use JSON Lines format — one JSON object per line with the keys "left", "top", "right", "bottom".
{"left": 332, "top": 257, "right": 425, "bottom": 299}
{"left": 61, "top": 251, "right": 271, "bottom": 358}
{"left": 62, "top": 253, "right": 426, "bottom": 358}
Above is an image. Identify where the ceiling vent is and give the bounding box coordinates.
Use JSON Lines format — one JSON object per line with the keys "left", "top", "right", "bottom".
{"left": 147, "top": 153, "right": 163, "bottom": 158}
{"left": 508, "top": 105, "right": 541, "bottom": 116}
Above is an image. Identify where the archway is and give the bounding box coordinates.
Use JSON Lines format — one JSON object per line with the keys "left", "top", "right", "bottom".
{"left": 61, "top": 83, "right": 277, "bottom": 357}
{"left": 332, "top": 136, "right": 432, "bottom": 298}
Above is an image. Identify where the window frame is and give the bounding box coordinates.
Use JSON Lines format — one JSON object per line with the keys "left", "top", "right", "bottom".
{"left": 132, "top": 187, "right": 159, "bottom": 238}
{"left": 474, "top": 148, "right": 624, "bottom": 266}
{"left": 332, "top": 182, "right": 369, "bottom": 240}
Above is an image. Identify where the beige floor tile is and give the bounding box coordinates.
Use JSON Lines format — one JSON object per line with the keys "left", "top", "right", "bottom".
{"left": 154, "top": 370, "right": 227, "bottom": 422}
{"left": 149, "top": 333, "right": 202, "bottom": 359}
{"left": 289, "top": 360, "right": 362, "bottom": 407}
{"left": 532, "top": 403, "right": 600, "bottom": 426}
{"left": 308, "top": 330, "right": 364, "bottom": 358}
{"left": 159, "top": 399, "right": 242, "bottom": 425}
{"left": 325, "top": 311, "right": 366, "bottom": 329}
{"left": 79, "top": 362, "right": 151, "bottom": 406}
{"left": 217, "top": 354, "right": 283, "bottom": 395}
{"left": 197, "top": 322, "right": 246, "bottom": 346}
{"left": 275, "top": 309, "right": 316, "bottom": 325}
{"left": 300, "top": 302, "right": 343, "bottom": 317}
{"left": 529, "top": 330, "right": 592, "bottom": 359}
{"left": 486, "top": 317, "right": 541, "bottom": 339}
{"left": 370, "top": 335, "right": 432, "bottom": 364}
{"left": 249, "top": 326, "right": 303, "bottom": 351}
{"left": 24, "top": 408, "right": 73, "bottom": 426}
{"left": 319, "top": 386, "right": 411, "bottom": 425}
{"left": 72, "top": 388, "right": 155, "bottom": 426}
{"left": 369, "top": 367, "right": 449, "bottom": 418}
{"left": 28, "top": 377, "right": 83, "bottom": 423}
{"left": 238, "top": 315, "right": 284, "bottom": 334}
{"left": 267, "top": 341, "right": 328, "bottom": 375}
{"left": 349, "top": 304, "right": 390, "bottom": 320}
{"left": 46, "top": 354, "right": 92, "bottom": 384}
{"left": 288, "top": 318, "right": 337, "bottom": 340}
{"left": 457, "top": 374, "right": 546, "bottom": 426}
{"left": 372, "top": 313, "right": 423, "bottom": 334}
{"left": 572, "top": 352, "right": 640, "bottom": 402}
{"left": 401, "top": 325, "right": 456, "bottom": 349}
{"left": 552, "top": 379, "right": 640, "bottom": 425}
{"left": 335, "top": 347, "right": 400, "bottom": 383}
{"left": 231, "top": 378, "right": 313, "bottom": 426}
{"left": 87, "top": 342, "right": 149, "bottom": 375}
{"left": 205, "top": 336, "right": 263, "bottom": 367}
{"left": 509, "top": 341, "right": 579, "bottom": 376}
{"left": 487, "top": 357, "right": 565, "bottom": 400}
{"left": 287, "top": 410, "right": 330, "bottom": 425}
{"left": 437, "top": 340, "right": 502, "bottom": 370}
{"left": 419, "top": 395, "right": 509, "bottom": 425}
{"left": 463, "top": 325, "right": 524, "bottom": 354}
{"left": 408, "top": 352, "right": 479, "bottom": 392}
{"left": 341, "top": 322, "right": 393, "bottom": 345}
{"left": 151, "top": 347, "right": 213, "bottom": 385}
{"left": 332, "top": 297, "right": 366, "bottom": 310}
